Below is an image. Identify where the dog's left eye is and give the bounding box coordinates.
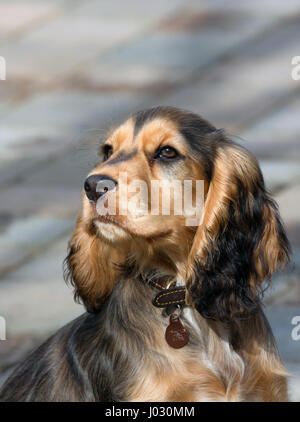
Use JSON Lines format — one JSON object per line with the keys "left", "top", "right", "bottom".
{"left": 156, "top": 146, "right": 178, "bottom": 160}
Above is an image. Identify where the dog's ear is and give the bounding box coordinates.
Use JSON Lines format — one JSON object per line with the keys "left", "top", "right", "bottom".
{"left": 64, "top": 217, "right": 121, "bottom": 312}
{"left": 186, "top": 137, "right": 290, "bottom": 322}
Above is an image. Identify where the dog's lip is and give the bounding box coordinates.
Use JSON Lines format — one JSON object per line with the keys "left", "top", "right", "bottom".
{"left": 94, "top": 214, "right": 125, "bottom": 229}
{"left": 88, "top": 199, "right": 126, "bottom": 228}
{"left": 94, "top": 214, "right": 173, "bottom": 240}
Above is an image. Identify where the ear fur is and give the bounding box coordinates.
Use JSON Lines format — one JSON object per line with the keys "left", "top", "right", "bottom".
{"left": 64, "top": 217, "right": 121, "bottom": 312}
{"left": 187, "top": 138, "right": 290, "bottom": 322}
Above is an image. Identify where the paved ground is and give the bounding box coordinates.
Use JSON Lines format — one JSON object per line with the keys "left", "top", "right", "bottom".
{"left": 0, "top": 0, "right": 299, "bottom": 401}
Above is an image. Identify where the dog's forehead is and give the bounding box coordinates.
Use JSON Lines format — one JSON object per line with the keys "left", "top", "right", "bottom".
{"left": 109, "top": 118, "right": 135, "bottom": 149}
{"left": 110, "top": 116, "right": 182, "bottom": 152}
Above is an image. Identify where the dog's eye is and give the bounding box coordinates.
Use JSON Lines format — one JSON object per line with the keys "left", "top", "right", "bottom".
{"left": 157, "top": 146, "right": 178, "bottom": 160}
{"left": 103, "top": 144, "right": 113, "bottom": 161}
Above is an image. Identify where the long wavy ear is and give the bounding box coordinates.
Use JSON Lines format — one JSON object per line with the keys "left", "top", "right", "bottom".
{"left": 64, "top": 217, "right": 121, "bottom": 312}
{"left": 186, "top": 137, "right": 290, "bottom": 322}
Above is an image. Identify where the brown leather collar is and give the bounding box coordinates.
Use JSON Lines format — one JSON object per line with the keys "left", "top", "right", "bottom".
{"left": 148, "top": 279, "right": 187, "bottom": 308}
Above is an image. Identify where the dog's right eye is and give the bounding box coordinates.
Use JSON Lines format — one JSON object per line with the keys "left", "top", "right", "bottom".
{"left": 103, "top": 145, "right": 113, "bottom": 161}
{"left": 154, "top": 145, "right": 179, "bottom": 162}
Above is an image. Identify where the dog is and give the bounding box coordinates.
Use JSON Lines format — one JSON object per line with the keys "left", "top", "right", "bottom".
{"left": 0, "top": 106, "right": 290, "bottom": 402}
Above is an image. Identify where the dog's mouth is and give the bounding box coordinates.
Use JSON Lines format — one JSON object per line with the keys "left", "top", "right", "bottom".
{"left": 92, "top": 214, "right": 131, "bottom": 243}
{"left": 88, "top": 197, "right": 134, "bottom": 241}
{"left": 87, "top": 199, "right": 174, "bottom": 241}
{"left": 89, "top": 194, "right": 143, "bottom": 233}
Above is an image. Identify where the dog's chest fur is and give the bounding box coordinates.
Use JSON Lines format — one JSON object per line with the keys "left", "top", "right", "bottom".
{"left": 0, "top": 277, "right": 287, "bottom": 402}
{"left": 125, "top": 298, "right": 247, "bottom": 402}
{"left": 100, "top": 277, "right": 284, "bottom": 402}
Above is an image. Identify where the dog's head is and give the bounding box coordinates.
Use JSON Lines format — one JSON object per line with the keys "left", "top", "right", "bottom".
{"left": 65, "top": 106, "right": 290, "bottom": 320}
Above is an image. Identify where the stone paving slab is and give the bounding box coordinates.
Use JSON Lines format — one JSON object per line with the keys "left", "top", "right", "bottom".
{"left": 0, "top": 233, "right": 83, "bottom": 383}
{"left": 0, "top": 234, "right": 82, "bottom": 336}
{"left": 0, "top": 89, "right": 147, "bottom": 186}
{"left": 77, "top": 6, "right": 274, "bottom": 90}
{"left": 0, "top": 0, "right": 187, "bottom": 85}
{"left": 260, "top": 160, "right": 300, "bottom": 193}
{"left": 0, "top": 90, "right": 143, "bottom": 142}
{"left": 268, "top": 273, "right": 300, "bottom": 307}
{"left": 275, "top": 184, "right": 300, "bottom": 250}
{"left": 0, "top": 142, "right": 95, "bottom": 219}
{"left": 275, "top": 184, "right": 300, "bottom": 227}
{"left": 265, "top": 305, "right": 300, "bottom": 401}
{"left": 0, "top": 0, "right": 62, "bottom": 40}
{"left": 0, "top": 186, "right": 82, "bottom": 219}
{"left": 156, "top": 17, "right": 300, "bottom": 135}
{"left": 265, "top": 305, "right": 300, "bottom": 363}
{"left": 74, "top": 0, "right": 187, "bottom": 20}
{"left": 190, "top": 0, "right": 300, "bottom": 17}
{"left": 285, "top": 363, "right": 300, "bottom": 402}
{"left": 0, "top": 215, "right": 74, "bottom": 276}
{"left": 0, "top": 0, "right": 188, "bottom": 112}
{"left": 0, "top": 334, "right": 46, "bottom": 386}
{"left": 240, "top": 95, "right": 300, "bottom": 160}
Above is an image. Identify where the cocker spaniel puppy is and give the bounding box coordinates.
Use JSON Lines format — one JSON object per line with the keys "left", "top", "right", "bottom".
{"left": 0, "top": 106, "right": 290, "bottom": 402}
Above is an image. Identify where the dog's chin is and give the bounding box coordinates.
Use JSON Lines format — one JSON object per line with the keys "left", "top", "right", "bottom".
{"left": 94, "top": 219, "right": 130, "bottom": 243}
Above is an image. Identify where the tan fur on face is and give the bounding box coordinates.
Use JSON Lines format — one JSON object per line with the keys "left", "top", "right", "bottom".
{"left": 79, "top": 116, "right": 207, "bottom": 290}
{"left": 107, "top": 117, "right": 135, "bottom": 150}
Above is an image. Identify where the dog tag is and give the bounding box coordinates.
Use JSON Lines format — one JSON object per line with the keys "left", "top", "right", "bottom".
{"left": 165, "top": 313, "right": 189, "bottom": 349}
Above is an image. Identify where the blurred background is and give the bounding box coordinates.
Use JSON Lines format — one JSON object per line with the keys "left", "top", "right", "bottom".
{"left": 0, "top": 0, "right": 299, "bottom": 400}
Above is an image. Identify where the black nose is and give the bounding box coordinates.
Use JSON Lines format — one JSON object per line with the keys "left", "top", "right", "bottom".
{"left": 84, "top": 175, "right": 117, "bottom": 202}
